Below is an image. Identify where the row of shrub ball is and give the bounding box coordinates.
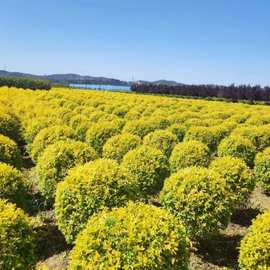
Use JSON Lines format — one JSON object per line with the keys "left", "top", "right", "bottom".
{"left": 0, "top": 87, "right": 269, "bottom": 269}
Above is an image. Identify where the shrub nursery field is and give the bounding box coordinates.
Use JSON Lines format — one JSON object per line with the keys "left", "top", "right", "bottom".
{"left": 0, "top": 86, "right": 269, "bottom": 270}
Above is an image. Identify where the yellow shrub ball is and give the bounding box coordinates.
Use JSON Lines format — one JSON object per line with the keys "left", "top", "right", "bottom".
{"left": 55, "top": 159, "right": 137, "bottom": 243}
{"left": 239, "top": 211, "right": 270, "bottom": 270}
{"left": 0, "top": 199, "right": 36, "bottom": 269}
{"left": 0, "top": 134, "right": 22, "bottom": 168}
{"left": 69, "top": 202, "right": 190, "bottom": 270}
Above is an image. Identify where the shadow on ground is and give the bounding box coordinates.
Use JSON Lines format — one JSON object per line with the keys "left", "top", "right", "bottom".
{"left": 195, "top": 233, "right": 241, "bottom": 269}
{"left": 192, "top": 206, "right": 262, "bottom": 270}
{"left": 35, "top": 213, "right": 70, "bottom": 261}
{"left": 231, "top": 207, "right": 261, "bottom": 227}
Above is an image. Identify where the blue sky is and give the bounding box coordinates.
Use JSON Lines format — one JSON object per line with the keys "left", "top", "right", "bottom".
{"left": 1, "top": 0, "right": 270, "bottom": 85}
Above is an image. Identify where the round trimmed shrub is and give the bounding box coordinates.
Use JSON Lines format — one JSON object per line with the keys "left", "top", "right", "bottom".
{"left": 0, "top": 163, "right": 27, "bottom": 207}
{"left": 184, "top": 126, "right": 220, "bottom": 151}
{"left": 73, "top": 105, "right": 90, "bottom": 115}
{"left": 69, "top": 114, "right": 91, "bottom": 140}
{"left": 0, "top": 199, "right": 36, "bottom": 269}
{"left": 55, "top": 159, "right": 136, "bottom": 244}
{"left": 220, "top": 120, "right": 238, "bottom": 132}
{"left": 210, "top": 156, "right": 255, "bottom": 207}
{"left": 86, "top": 121, "right": 121, "bottom": 155}
{"left": 210, "top": 125, "right": 231, "bottom": 142}
{"left": 184, "top": 118, "right": 205, "bottom": 128}
{"left": 199, "top": 118, "right": 224, "bottom": 127}
{"left": 87, "top": 110, "right": 107, "bottom": 123}
{"left": 124, "top": 109, "right": 142, "bottom": 120}
{"left": 123, "top": 118, "right": 159, "bottom": 138}
{"left": 0, "top": 112, "right": 21, "bottom": 142}
{"left": 121, "top": 146, "right": 169, "bottom": 198}
{"left": 232, "top": 125, "right": 270, "bottom": 151}
{"left": 0, "top": 134, "right": 22, "bottom": 168}
{"left": 112, "top": 105, "right": 130, "bottom": 117}
{"left": 37, "top": 140, "right": 98, "bottom": 201}
{"left": 204, "top": 111, "right": 231, "bottom": 120}
{"left": 102, "top": 133, "right": 141, "bottom": 162}
{"left": 97, "top": 114, "right": 125, "bottom": 127}
{"left": 69, "top": 202, "right": 189, "bottom": 270}
{"left": 217, "top": 135, "right": 257, "bottom": 167}
{"left": 57, "top": 108, "right": 76, "bottom": 124}
{"left": 245, "top": 115, "right": 270, "bottom": 125}
{"left": 160, "top": 167, "right": 231, "bottom": 239}
{"left": 239, "top": 211, "right": 270, "bottom": 270}
{"left": 167, "top": 123, "right": 186, "bottom": 142}
{"left": 143, "top": 130, "right": 178, "bottom": 157}
{"left": 254, "top": 147, "right": 270, "bottom": 193}
{"left": 169, "top": 140, "right": 210, "bottom": 173}
{"left": 31, "top": 125, "right": 76, "bottom": 163}
{"left": 23, "top": 117, "right": 61, "bottom": 144}
{"left": 229, "top": 113, "right": 250, "bottom": 124}
{"left": 150, "top": 116, "right": 171, "bottom": 129}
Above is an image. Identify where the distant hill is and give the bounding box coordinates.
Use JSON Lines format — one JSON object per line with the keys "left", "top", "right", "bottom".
{"left": 0, "top": 70, "right": 129, "bottom": 86}
{"left": 0, "top": 70, "right": 185, "bottom": 87}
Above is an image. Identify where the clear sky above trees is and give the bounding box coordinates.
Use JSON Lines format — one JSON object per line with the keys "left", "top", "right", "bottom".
{"left": 1, "top": 0, "right": 270, "bottom": 85}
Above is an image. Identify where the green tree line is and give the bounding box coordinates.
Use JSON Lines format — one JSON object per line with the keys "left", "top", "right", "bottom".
{"left": 0, "top": 76, "right": 51, "bottom": 90}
